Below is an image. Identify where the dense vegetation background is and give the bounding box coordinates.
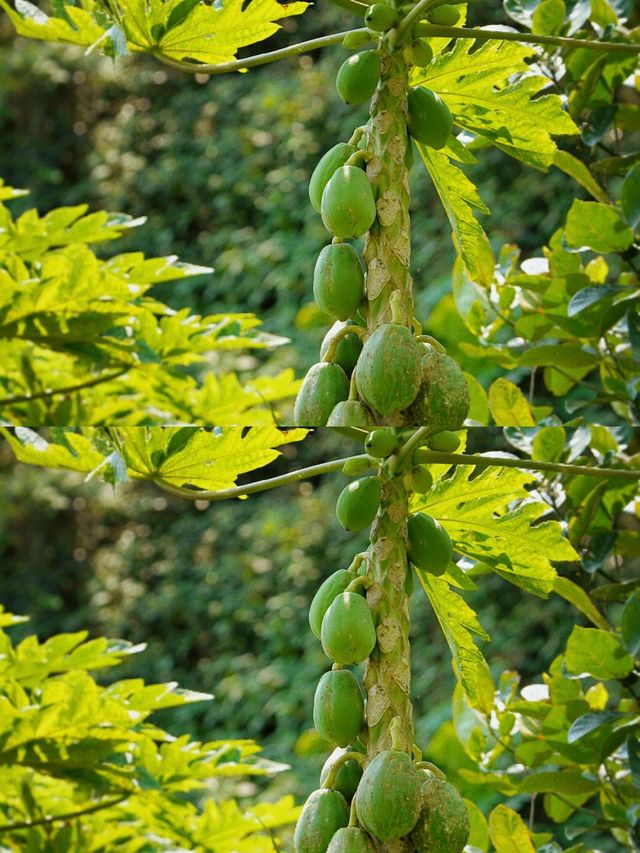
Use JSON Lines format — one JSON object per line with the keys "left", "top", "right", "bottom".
{"left": 0, "top": 427, "right": 608, "bottom": 807}
{"left": 0, "top": 1, "right": 575, "bottom": 390}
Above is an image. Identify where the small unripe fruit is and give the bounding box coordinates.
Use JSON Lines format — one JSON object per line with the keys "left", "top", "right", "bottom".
{"left": 428, "top": 430, "right": 461, "bottom": 452}
{"left": 294, "top": 789, "right": 349, "bottom": 853}
{"left": 407, "top": 87, "right": 453, "bottom": 150}
{"left": 313, "top": 669, "right": 365, "bottom": 746}
{"left": 309, "top": 143, "right": 357, "bottom": 213}
{"left": 364, "top": 3, "right": 397, "bottom": 31}
{"left": 336, "top": 476, "right": 381, "bottom": 531}
{"left": 327, "top": 400, "right": 378, "bottom": 427}
{"left": 321, "top": 591, "right": 377, "bottom": 665}
{"left": 321, "top": 165, "right": 377, "bottom": 240}
{"left": 313, "top": 243, "right": 365, "bottom": 321}
{"left": 320, "top": 321, "right": 363, "bottom": 375}
{"left": 364, "top": 429, "right": 399, "bottom": 458}
{"left": 320, "top": 748, "right": 364, "bottom": 801}
{"left": 294, "top": 362, "right": 350, "bottom": 426}
{"left": 427, "top": 3, "right": 461, "bottom": 25}
{"left": 403, "top": 465, "right": 434, "bottom": 494}
{"left": 407, "top": 512, "right": 453, "bottom": 575}
{"left": 336, "top": 50, "right": 381, "bottom": 106}
{"left": 309, "top": 568, "right": 358, "bottom": 639}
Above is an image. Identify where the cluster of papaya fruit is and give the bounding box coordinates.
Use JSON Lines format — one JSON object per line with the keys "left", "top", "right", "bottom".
{"left": 293, "top": 2, "right": 467, "bottom": 427}
{"left": 294, "top": 429, "right": 470, "bottom": 851}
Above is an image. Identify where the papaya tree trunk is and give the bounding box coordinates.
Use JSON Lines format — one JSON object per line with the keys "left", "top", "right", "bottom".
{"left": 364, "top": 468, "right": 415, "bottom": 852}
{"left": 363, "top": 44, "right": 414, "bottom": 343}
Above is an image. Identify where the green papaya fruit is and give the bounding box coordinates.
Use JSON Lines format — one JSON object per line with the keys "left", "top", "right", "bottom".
{"left": 321, "top": 591, "right": 376, "bottom": 665}
{"left": 364, "top": 3, "right": 397, "bottom": 31}
{"left": 313, "top": 669, "right": 365, "bottom": 747}
{"left": 401, "top": 350, "right": 470, "bottom": 428}
{"left": 336, "top": 50, "right": 381, "bottom": 106}
{"left": 326, "top": 826, "right": 377, "bottom": 852}
{"left": 355, "top": 750, "right": 423, "bottom": 841}
{"left": 428, "top": 430, "right": 461, "bottom": 452}
{"left": 320, "top": 747, "right": 363, "bottom": 801}
{"left": 313, "top": 243, "right": 365, "bottom": 321}
{"left": 321, "top": 165, "right": 377, "bottom": 239}
{"left": 309, "top": 143, "right": 358, "bottom": 213}
{"left": 409, "top": 778, "right": 470, "bottom": 853}
{"left": 427, "top": 3, "right": 461, "bottom": 25}
{"left": 364, "top": 428, "right": 399, "bottom": 458}
{"left": 402, "top": 465, "right": 433, "bottom": 494}
{"left": 407, "top": 512, "right": 452, "bottom": 575}
{"left": 407, "top": 87, "right": 453, "bottom": 150}
{"left": 354, "top": 324, "right": 422, "bottom": 416}
{"left": 294, "top": 788, "right": 350, "bottom": 853}
{"left": 294, "top": 362, "right": 350, "bottom": 426}
{"left": 342, "top": 30, "right": 374, "bottom": 50}
{"left": 320, "top": 321, "right": 363, "bottom": 375}
{"left": 309, "top": 568, "right": 358, "bottom": 639}
{"left": 342, "top": 456, "right": 374, "bottom": 477}
{"left": 336, "top": 476, "right": 381, "bottom": 531}
{"left": 327, "top": 400, "right": 378, "bottom": 427}
{"left": 407, "top": 38, "right": 433, "bottom": 67}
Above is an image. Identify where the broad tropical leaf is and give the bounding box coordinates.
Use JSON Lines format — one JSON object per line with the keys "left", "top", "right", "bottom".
{"left": 1, "top": 0, "right": 308, "bottom": 65}
{"left": 412, "top": 465, "right": 579, "bottom": 595}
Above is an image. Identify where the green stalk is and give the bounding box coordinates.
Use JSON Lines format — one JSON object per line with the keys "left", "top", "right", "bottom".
{"left": 363, "top": 41, "right": 415, "bottom": 345}
{"left": 363, "top": 468, "right": 415, "bottom": 838}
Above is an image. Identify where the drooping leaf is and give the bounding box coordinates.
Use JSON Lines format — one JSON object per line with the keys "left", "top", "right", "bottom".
{"left": 417, "top": 145, "right": 491, "bottom": 281}
{"left": 417, "top": 572, "right": 489, "bottom": 707}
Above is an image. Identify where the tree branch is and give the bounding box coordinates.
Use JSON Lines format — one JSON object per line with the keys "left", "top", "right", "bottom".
{"left": 150, "top": 446, "right": 639, "bottom": 504}
{"left": 153, "top": 29, "right": 373, "bottom": 76}
{"left": 0, "top": 794, "right": 130, "bottom": 834}
{"left": 408, "top": 23, "right": 640, "bottom": 54}
{"left": 152, "top": 454, "right": 372, "bottom": 501}
{"left": 0, "top": 369, "right": 130, "bottom": 409}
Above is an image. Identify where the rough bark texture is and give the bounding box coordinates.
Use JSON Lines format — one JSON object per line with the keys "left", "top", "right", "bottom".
{"left": 363, "top": 45, "right": 413, "bottom": 334}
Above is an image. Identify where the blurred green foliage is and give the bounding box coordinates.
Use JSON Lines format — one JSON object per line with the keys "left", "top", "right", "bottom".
{"left": 0, "top": 4, "right": 577, "bottom": 382}
{"left": 0, "top": 429, "right": 582, "bottom": 802}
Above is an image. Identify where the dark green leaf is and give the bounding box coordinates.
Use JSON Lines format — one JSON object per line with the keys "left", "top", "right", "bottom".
{"left": 621, "top": 590, "right": 640, "bottom": 656}
{"left": 621, "top": 162, "right": 640, "bottom": 230}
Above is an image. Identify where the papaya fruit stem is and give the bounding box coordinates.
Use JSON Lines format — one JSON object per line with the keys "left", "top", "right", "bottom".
{"left": 347, "top": 552, "right": 368, "bottom": 574}
{"left": 321, "top": 325, "right": 368, "bottom": 366}
{"left": 346, "top": 575, "right": 374, "bottom": 594}
{"left": 322, "top": 750, "right": 368, "bottom": 791}
{"left": 416, "top": 334, "right": 446, "bottom": 353}
{"left": 416, "top": 760, "right": 447, "bottom": 780}
{"left": 346, "top": 149, "right": 373, "bottom": 167}
{"left": 348, "top": 126, "right": 367, "bottom": 147}
{"left": 348, "top": 796, "right": 359, "bottom": 827}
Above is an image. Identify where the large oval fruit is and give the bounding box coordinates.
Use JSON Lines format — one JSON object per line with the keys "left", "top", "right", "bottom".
{"left": 313, "top": 669, "right": 365, "bottom": 747}
{"left": 409, "top": 778, "right": 470, "bottom": 853}
{"left": 309, "top": 569, "right": 358, "bottom": 639}
{"left": 320, "top": 321, "right": 363, "bottom": 375}
{"left": 336, "top": 476, "right": 381, "bottom": 531}
{"left": 407, "top": 87, "right": 453, "bottom": 150}
{"left": 314, "top": 243, "right": 365, "bottom": 321}
{"left": 402, "top": 350, "right": 470, "bottom": 428}
{"left": 327, "top": 826, "right": 377, "bottom": 852}
{"left": 407, "top": 512, "right": 452, "bottom": 575}
{"left": 327, "top": 400, "right": 377, "bottom": 427}
{"left": 321, "top": 166, "right": 377, "bottom": 239}
{"left": 320, "top": 748, "right": 363, "bottom": 801}
{"left": 355, "top": 324, "right": 422, "bottom": 416}
{"left": 355, "top": 750, "right": 423, "bottom": 841}
{"left": 294, "top": 362, "right": 350, "bottom": 426}
{"left": 309, "top": 143, "right": 358, "bottom": 213}
{"left": 336, "top": 50, "right": 381, "bottom": 105}
{"left": 294, "top": 788, "right": 350, "bottom": 853}
{"left": 321, "top": 592, "right": 376, "bottom": 665}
